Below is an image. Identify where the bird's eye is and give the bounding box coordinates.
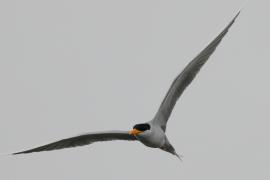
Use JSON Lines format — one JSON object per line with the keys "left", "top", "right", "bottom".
{"left": 133, "top": 123, "right": 150, "bottom": 131}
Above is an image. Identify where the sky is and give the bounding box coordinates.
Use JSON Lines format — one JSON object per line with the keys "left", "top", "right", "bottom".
{"left": 0, "top": 0, "right": 269, "bottom": 179}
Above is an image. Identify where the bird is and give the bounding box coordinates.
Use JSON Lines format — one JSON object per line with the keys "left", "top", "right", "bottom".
{"left": 13, "top": 11, "right": 240, "bottom": 160}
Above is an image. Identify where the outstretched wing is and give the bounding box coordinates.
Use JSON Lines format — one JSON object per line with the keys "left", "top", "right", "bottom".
{"left": 13, "top": 131, "right": 136, "bottom": 154}
{"left": 154, "top": 11, "right": 240, "bottom": 131}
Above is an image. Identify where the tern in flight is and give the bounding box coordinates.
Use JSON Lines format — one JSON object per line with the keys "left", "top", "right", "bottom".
{"left": 13, "top": 11, "right": 240, "bottom": 160}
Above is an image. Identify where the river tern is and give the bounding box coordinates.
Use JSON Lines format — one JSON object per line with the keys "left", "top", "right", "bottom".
{"left": 13, "top": 11, "right": 240, "bottom": 160}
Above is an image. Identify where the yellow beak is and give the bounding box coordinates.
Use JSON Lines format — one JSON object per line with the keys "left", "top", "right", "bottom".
{"left": 129, "top": 129, "right": 142, "bottom": 135}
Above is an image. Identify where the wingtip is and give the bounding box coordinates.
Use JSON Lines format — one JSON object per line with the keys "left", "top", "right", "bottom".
{"left": 226, "top": 10, "right": 241, "bottom": 30}
{"left": 235, "top": 10, "right": 241, "bottom": 19}
{"left": 11, "top": 149, "right": 28, "bottom": 155}
{"left": 231, "top": 10, "right": 241, "bottom": 24}
{"left": 12, "top": 150, "right": 30, "bottom": 155}
{"left": 235, "top": 10, "right": 241, "bottom": 18}
{"left": 234, "top": 0, "right": 250, "bottom": 21}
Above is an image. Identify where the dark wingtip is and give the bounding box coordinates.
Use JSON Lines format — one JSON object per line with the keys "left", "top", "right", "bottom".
{"left": 227, "top": 10, "right": 241, "bottom": 29}
{"left": 12, "top": 150, "right": 33, "bottom": 155}
{"left": 12, "top": 151, "right": 23, "bottom": 155}
{"left": 234, "top": 10, "right": 241, "bottom": 21}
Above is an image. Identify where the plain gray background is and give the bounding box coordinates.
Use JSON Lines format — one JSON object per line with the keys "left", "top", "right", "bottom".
{"left": 0, "top": 0, "right": 269, "bottom": 179}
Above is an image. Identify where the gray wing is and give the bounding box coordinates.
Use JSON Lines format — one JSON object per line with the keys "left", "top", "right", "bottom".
{"left": 154, "top": 11, "right": 240, "bottom": 131}
{"left": 13, "top": 131, "right": 136, "bottom": 154}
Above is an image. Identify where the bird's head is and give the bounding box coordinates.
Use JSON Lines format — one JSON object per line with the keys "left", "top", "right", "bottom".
{"left": 129, "top": 123, "right": 151, "bottom": 136}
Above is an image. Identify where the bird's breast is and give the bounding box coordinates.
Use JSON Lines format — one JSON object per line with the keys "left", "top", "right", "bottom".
{"left": 136, "top": 128, "right": 166, "bottom": 148}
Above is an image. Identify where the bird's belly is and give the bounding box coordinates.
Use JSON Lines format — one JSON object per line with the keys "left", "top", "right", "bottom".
{"left": 136, "top": 131, "right": 165, "bottom": 148}
{"left": 139, "top": 138, "right": 162, "bottom": 148}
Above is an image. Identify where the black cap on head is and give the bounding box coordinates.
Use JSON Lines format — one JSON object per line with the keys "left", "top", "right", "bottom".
{"left": 133, "top": 123, "right": 150, "bottom": 132}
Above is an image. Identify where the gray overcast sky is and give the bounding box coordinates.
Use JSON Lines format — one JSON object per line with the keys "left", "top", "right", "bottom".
{"left": 0, "top": 0, "right": 269, "bottom": 179}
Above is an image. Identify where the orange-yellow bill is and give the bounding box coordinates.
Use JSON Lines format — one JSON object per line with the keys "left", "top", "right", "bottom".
{"left": 129, "top": 129, "right": 142, "bottom": 135}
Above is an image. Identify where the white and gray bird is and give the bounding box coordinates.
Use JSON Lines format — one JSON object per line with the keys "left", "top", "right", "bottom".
{"left": 13, "top": 11, "right": 240, "bottom": 160}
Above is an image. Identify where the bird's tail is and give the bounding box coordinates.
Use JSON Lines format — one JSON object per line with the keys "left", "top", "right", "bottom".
{"left": 175, "top": 153, "right": 184, "bottom": 162}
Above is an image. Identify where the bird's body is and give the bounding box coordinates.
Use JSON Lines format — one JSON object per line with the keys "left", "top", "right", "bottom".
{"left": 13, "top": 11, "right": 240, "bottom": 161}
{"left": 135, "top": 121, "right": 165, "bottom": 148}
